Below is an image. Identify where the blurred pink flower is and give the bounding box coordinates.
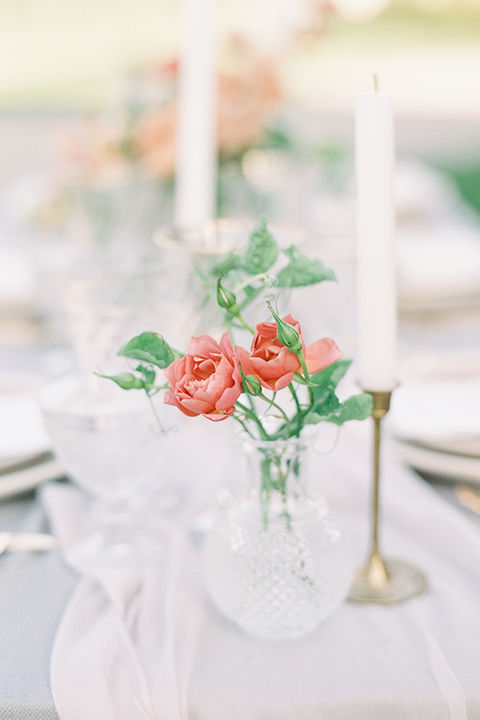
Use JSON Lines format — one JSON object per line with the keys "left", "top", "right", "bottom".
{"left": 63, "top": 42, "right": 282, "bottom": 183}
{"left": 134, "top": 53, "right": 281, "bottom": 178}
{"left": 216, "top": 57, "right": 281, "bottom": 158}
{"left": 135, "top": 103, "right": 177, "bottom": 179}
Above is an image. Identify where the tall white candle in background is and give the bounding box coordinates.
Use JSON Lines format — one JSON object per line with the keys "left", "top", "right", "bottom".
{"left": 174, "top": 0, "right": 217, "bottom": 227}
{"left": 355, "top": 91, "right": 397, "bottom": 391}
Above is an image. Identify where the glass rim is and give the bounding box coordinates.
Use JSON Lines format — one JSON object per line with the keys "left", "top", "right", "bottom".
{"left": 236, "top": 424, "right": 315, "bottom": 451}
{"left": 153, "top": 217, "right": 308, "bottom": 256}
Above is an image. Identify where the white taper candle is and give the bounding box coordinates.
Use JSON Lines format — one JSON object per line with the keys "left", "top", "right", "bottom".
{"left": 355, "top": 91, "right": 397, "bottom": 391}
{"left": 174, "top": 0, "right": 218, "bottom": 227}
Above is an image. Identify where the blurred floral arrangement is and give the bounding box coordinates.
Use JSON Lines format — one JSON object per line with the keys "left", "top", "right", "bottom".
{"left": 33, "top": 37, "right": 292, "bottom": 244}
{"left": 63, "top": 36, "right": 282, "bottom": 186}
{"left": 33, "top": 29, "right": 351, "bottom": 245}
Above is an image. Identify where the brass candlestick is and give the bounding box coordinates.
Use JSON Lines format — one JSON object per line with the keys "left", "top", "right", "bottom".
{"left": 348, "top": 389, "right": 427, "bottom": 603}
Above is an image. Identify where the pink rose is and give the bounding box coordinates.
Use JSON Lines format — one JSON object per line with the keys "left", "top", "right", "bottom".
{"left": 132, "top": 48, "right": 281, "bottom": 179}
{"left": 217, "top": 57, "right": 280, "bottom": 158}
{"left": 235, "top": 314, "right": 343, "bottom": 392}
{"left": 135, "top": 103, "right": 177, "bottom": 179}
{"left": 164, "top": 332, "right": 242, "bottom": 422}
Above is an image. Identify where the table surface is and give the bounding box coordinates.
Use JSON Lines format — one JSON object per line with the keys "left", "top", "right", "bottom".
{"left": 1, "top": 417, "right": 480, "bottom": 720}
{"left": 0, "top": 492, "right": 75, "bottom": 720}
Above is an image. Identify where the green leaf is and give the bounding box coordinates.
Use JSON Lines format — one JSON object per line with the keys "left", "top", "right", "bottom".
{"left": 304, "top": 359, "right": 366, "bottom": 426}
{"left": 259, "top": 125, "right": 294, "bottom": 151}
{"left": 310, "top": 359, "right": 352, "bottom": 394}
{"left": 308, "top": 360, "right": 351, "bottom": 416}
{"left": 276, "top": 246, "right": 336, "bottom": 287}
{"left": 326, "top": 394, "right": 373, "bottom": 425}
{"left": 210, "top": 252, "right": 241, "bottom": 277}
{"left": 97, "top": 372, "right": 144, "bottom": 390}
{"left": 307, "top": 391, "right": 341, "bottom": 421}
{"left": 135, "top": 365, "right": 156, "bottom": 385}
{"left": 303, "top": 410, "right": 326, "bottom": 425}
{"left": 241, "top": 217, "right": 278, "bottom": 274}
{"left": 118, "top": 332, "right": 182, "bottom": 368}
{"left": 291, "top": 372, "right": 320, "bottom": 387}
{"left": 292, "top": 372, "right": 309, "bottom": 385}
{"left": 305, "top": 393, "right": 373, "bottom": 426}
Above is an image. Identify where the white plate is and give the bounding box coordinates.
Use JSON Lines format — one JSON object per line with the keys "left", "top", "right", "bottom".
{"left": 0, "top": 453, "right": 65, "bottom": 500}
{"left": 393, "top": 440, "right": 480, "bottom": 485}
{"left": 390, "top": 377, "right": 480, "bottom": 442}
{"left": 397, "top": 221, "right": 480, "bottom": 313}
{"left": 0, "top": 373, "right": 60, "bottom": 499}
{"left": 390, "top": 377, "right": 480, "bottom": 483}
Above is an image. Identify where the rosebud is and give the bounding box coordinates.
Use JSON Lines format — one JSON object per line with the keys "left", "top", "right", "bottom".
{"left": 217, "top": 278, "right": 240, "bottom": 316}
{"left": 242, "top": 373, "right": 263, "bottom": 396}
{"left": 268, "top": 304, "right": 303, "bottom": 354}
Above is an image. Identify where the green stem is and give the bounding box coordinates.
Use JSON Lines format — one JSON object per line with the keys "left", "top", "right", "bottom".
{"left": 289, "top": 383, "right": 302, "bottom": 415}
{"left": 257, "top": 392, "right": 290, "bottom": 432}
{"left": 297, "top": 351, "right": 314, "bottom": 405}
{"left": 145, "top": 391, "right": 166, "bottom": 434}
{"left": 235, "top": 399, "right": 270, "bottom": 439}
{"left": 260, "top": 384, "right": 303, "bottom": 440}
{"left": 146, "top": 383, "right": 169, "bottom": 393}
{"left": 233, "top": 311, "right": 255, "bottom": 335}
{"left": 234, "top": 272, "right": 269, "bottom": 294}
{"left": 232, "top": 413, "right": 256, "bottom": 439}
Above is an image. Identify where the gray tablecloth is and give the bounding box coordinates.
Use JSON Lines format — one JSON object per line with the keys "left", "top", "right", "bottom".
{"left": 0, "top": 491, "right": 76, "bottom": 720}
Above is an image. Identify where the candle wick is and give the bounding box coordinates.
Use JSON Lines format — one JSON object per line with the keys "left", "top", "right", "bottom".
{"left": 373, "top": 73, "right": 379, "bottom": 93}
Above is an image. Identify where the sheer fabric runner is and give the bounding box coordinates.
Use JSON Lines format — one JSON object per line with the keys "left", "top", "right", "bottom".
{"left": 43, "top": 482, "right": 203, "bottom": 720}
{"left": 43, "top": 422, "right": 480, "bottom": 720}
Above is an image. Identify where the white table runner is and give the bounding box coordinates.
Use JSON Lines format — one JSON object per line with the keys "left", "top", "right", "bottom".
{"left": 42, "top": 421, "right": 480, "bottom": 720}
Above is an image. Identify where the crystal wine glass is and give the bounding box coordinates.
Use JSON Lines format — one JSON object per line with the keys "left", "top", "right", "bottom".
{"left": 40, "top": 373, "right": 180, "bottom": 568}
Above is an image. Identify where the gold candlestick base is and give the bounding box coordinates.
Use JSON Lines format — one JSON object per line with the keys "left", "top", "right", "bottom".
{"left": 348, "top": 554, "right": 427, "bottom": 603}
{"left": 347, "top": 388, "right": 427, "bottom": 604}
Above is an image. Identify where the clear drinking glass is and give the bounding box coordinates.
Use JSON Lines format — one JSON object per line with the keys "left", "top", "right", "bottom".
{"left": 63, "top": 250, "right": 167, "bottom": 377}
{"left": 40, "top": 373, "right": 179, "bottom": 568}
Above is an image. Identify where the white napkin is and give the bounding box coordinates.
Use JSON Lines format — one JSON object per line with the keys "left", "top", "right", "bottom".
{"left": 42, "top": 482, "right": 205, "bottom": 720}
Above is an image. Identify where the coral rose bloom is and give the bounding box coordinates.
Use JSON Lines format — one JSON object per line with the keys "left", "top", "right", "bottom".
{"left": 164, "top": 333, "right": 242, "bottom": 421}
{"left": 235, "top": 314, "right": 343, "bottom": 392}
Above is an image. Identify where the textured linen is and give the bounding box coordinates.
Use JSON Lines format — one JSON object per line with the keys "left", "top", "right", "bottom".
{"left": 42, "top": 420, "right": 480, "bottom": 720}
{"left": 0, "top": 494, "right": 76, "bottom": 720}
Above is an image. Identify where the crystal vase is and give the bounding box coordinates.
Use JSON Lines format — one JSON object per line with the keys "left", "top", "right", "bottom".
{"left": 202, "top": 430, "right": 353, "bottom": 640}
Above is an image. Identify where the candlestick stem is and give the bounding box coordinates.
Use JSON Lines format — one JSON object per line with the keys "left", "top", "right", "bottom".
{"left": 370, "top": 392, "right": 388, "bottom": 569}
{"left": 348, "top": 389, "right": 427, "bottom": 603}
